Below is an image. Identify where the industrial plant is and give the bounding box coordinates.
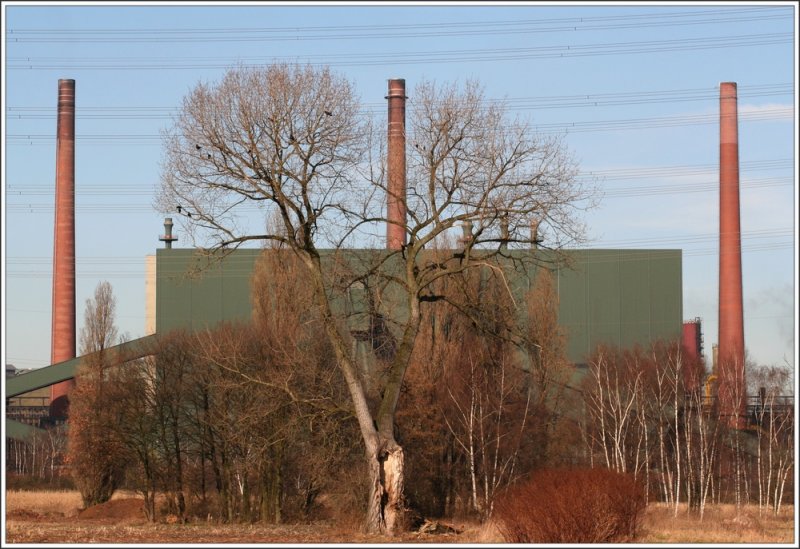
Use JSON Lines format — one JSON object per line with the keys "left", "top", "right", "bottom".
{"left": 5, "top": 76, "right": 793, "bottom": 492}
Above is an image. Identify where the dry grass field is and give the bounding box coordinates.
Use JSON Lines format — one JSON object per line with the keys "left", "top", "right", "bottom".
{"left": 4, "top": 490, "right": 796, "bottom": 544}
{"left": 638, "top": 503, "right": 796, "bottom": 544}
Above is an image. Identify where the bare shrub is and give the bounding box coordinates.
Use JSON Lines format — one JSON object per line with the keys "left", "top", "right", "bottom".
{"left": 492, "top": 467, "right": 646, "bottom": 543}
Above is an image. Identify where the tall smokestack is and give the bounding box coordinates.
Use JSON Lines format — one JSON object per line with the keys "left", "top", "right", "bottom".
{"left": 50, "top": 78, "right": 76, "bottom": 419}
{"left": 681, "top": 318, "right": 703, "bottom": 393}
{"left": 718, "top": 81, "right": 746, "bottom": 428}
{"left": 386, "top": 78, "right": 407, "bottom": 250}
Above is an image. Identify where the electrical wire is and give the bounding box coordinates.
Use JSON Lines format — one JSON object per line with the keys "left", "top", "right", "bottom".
{"left": 5, "top": 8, "right": 790, "bottom": 43}
{"left": 6, "top": 83, "right": 793, "bottom": 120}
{"left": 5, "top": 104, "right": 793, "bottom": 147}
{"left": 5, "top": 175, "right": 794, "bottom": 201}
{"left": 5, "top": 227, "right": 794, "bottom": 277}
{"left": 6, "top": 32, "right": 793, "bottom": 70}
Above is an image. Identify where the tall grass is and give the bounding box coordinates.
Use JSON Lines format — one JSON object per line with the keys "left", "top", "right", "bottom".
{"left": 5, "top": 490, "right": 83, "bottom": 517}
{"left": 5, "top": 489, "right": 138, "bottom": 518}
{"left": 640, "top": 503, "right": 796, "bottom": 544}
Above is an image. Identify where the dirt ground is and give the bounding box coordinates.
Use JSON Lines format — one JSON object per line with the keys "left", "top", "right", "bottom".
{"left": 4, "top": 495, "right": 495, "bottom": 544}
{"left": 4, "top": 493, "right": 796, "bottom": 544}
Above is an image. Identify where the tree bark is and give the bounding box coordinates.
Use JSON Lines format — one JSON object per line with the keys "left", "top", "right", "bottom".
{"left": 364, "top": 434, "right": 406, "bottom": 534}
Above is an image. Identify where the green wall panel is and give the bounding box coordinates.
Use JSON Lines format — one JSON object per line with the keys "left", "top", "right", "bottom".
{"left": 587, "top": 250, "right": 623, "bottom": 351}
{"left": 224, "top": 253, "right": 260, "bottom": 323}
{"left": 555, "top": 250, "right": 589, "bottom": 362}
{"left": 649, "top": 249, "right": 683, "bottom": 340}
{"left": 619, "top": 250, "right": 652, "bottom": 349}
{"left": 156, "top": 249, "right": 259, "bottom": 334}
{"left": 155, "top": 247, "right": 683, "bottom": 365}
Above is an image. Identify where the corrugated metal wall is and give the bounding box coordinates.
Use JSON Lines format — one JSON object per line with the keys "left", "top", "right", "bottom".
{"left": 548, "top": 249, "right": 682, "bottom": 363}
{"left": 156, "top": 249, "right": 261, "bottom": 333}
{"left": 155, "top": 247, "right": 682, "bottom": 365}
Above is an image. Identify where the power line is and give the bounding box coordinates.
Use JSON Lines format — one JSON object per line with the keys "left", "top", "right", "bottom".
{"left": 6, "top": 32, "right": 793, "bottom": 70}
{"left": 5, "top": 242, "right": 793, "bottom": 279}
{"left": 6, "top": 83, "right": 793, "bottom": 120}
{"left": 601, "top": 177, "right": 793, "bottom": 198}
{"left": 5, "top": 104, "right": 793, "bottom": 148}
{"left": 586, "top": 227, "right": 794, "bottom": 248}
{"left": 4, "top": 182, "right": 793, "bottom": 213}
{"left": 5, "top": 8, "right": 789, "bottom": 43}
{"left": 580, "top": 158, "right": 793, "bottom": 181}
{"left": 4, "top": 175, "right": 794, "bottom": 213}
{"left": 5, "top": 228, "right": 794, "bottom": 268}
{"left": 5, "top": 175, "right": 794, "bottom": 202}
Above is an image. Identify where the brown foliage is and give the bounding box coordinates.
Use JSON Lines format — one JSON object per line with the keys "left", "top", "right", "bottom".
{"left": 66, "top": 282, "right": 128, "bottom": 508}
{"left": 492, "top": 467, "right": 646, "bottom": 543}
{"left": 399, "top": 259, "right": 574, "bottom": 519}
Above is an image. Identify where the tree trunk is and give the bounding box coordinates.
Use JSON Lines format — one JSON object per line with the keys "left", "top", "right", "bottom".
{"left": 259, "top": 447, "right": 283, "bottom": 524}
{"left": 140, "top": 455, "right": 157, "bottom": 522}
{"left": 303, "top": 254, "right": 413, "bottom": 535}
{"left": 171, "top": 416, "right": 186, "bottom": 521}
{"left": 364, "top": 435, "right": 406, "bottom": 534}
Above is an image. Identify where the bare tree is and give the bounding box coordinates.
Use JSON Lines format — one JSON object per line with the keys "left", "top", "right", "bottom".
{"left": 523, "top": 267, "right": 574, "bottom": 466}
{"left": 158, "top": 63, "right": 593, "bottom": 533}
{"left": 398, "top": 256, "right": 569, "bottom": 520}
{"left": 78, "top": 281, "right": 118, "bottom": 355}
{"left": 750, "top": 363, "right": 794, "bottom": 516}
{"left": 442, "top": 341, "right": 533, "bottom": 520}
{"left": 685, "top": 382, "right": 720, "bottom": 520}
{"left": 668, "top": 345, "right": 685, "bottom": 517}
{"left": 584, "top": 347, "right": 637, "bottom": 474}
{"left": 720, "top": 355, "right": 749, "bottom": 513}
{"left": 112, "top": 354, "right": 160, "bottom": 521}
{"left": 191, "top": 251, "right": 355, "bottom": 524}
{"left": 6, "top": 426, "right": 68, "bottom": 484}
{"left": 66, "top": 281, "right": 127, "bottom": 508}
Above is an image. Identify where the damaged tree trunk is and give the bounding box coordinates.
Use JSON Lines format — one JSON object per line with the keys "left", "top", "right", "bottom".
{"left": 307, "top": 258, "right": 411, "bottom": 535}
{"left": 365, "top": 435, "right": 406, "bottom": 533}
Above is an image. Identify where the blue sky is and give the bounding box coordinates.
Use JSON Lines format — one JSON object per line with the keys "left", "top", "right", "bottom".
{"left": 2, "top": 1, "right": 797, "bottom": 375}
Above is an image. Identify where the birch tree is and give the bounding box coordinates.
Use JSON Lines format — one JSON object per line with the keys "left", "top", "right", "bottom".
{"left": 751, "top": 364, "right": 794, "bottom": 516}
{"left": 584, "top": 346, "right": 645, "bottom": 475}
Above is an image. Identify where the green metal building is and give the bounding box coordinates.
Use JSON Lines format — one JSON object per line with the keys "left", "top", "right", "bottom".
{"left": 6, "top": 245, "right": 682, "bottom": 440}
{"left": 153, "top": 247, "right": 682, "bottom": 366}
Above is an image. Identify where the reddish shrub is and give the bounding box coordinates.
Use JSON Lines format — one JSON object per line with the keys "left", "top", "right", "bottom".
{"left": 492, "top": 467, "right": 646, "bottom": 543}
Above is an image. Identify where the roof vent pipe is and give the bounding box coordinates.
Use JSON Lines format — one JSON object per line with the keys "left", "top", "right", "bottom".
{"left": 159, "top": 217, "right": 178, "bottom": 249}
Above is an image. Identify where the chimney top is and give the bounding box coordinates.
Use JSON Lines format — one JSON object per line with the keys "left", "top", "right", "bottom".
{"left": 159, "top": 217, "right": 178, "bottom": 249}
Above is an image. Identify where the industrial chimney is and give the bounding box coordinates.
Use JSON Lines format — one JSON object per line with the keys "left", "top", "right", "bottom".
{"left": 681, "top": 318, "right": 703, "bottom": 393}
{"left": 717, "top": 81, "right": 746, "bottom": 428}
{"left": 50, "top": 79, "right": 76, "bottom": 419}
{"left": 386, "top": 78, "right": 407, "bottom": 250}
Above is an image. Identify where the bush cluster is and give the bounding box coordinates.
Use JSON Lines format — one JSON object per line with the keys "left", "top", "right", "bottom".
{"left": 492, "top": 467, "right": 646, "bottom": 543}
